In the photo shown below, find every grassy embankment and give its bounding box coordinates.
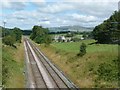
[0,38,2,86]
[2,38,25,88]
[37,39,118,88]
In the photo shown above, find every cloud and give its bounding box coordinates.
[60,0,119,2]
[37,1,118,18]
[2,1,27,10]
[1,0,119,29]
[38,2,75,13]
[71,13,98,22]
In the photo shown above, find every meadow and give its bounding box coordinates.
[52,39,118,54]
[39,39,119,88]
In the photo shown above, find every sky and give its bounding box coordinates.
[0,0,119,30]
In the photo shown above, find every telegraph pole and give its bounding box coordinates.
[3,20,6,37]
[3,21,6,29]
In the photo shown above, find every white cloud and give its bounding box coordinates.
[2,0,45,2]
[1,0,119,29]
[38,3,75,13]
[2,1,28,10]
[61,0,119,2]
[72,13,98,22]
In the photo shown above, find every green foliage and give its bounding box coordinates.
[92,11,120,44]
[30,25,51,44]
[0,27,2,37]
[12,27,22,43]
[44,35,52,45]
[2,44,24,87]
[77,43,87,57]
[2,27,22,47]
[97,61,119,81]
[2,58,8,85]
[41,40,118,87]
[3,35,16,46]
[82,33,88,39]
[2,28,11,37]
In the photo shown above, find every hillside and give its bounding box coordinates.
[38,40,119,88]
[49,25,94,32]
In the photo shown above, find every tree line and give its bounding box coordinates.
[30,25,51,45]
[92,11,120,44]
[2,27,22,47]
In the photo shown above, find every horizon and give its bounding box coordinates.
[0,25,94,31]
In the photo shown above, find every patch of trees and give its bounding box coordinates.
[78,31,93,39]
[2,27,22,47]
[30,25,51,45]
[22,30,32,35]
[92,11,120,44]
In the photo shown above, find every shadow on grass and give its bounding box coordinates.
[88,41,98,45]
[88,40,120,45]
[12,45,17,49]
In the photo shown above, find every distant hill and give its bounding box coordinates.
[48,25,94,32]
[22,30,32,35]
[0,25,94,34]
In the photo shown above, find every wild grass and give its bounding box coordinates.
[2,39,25,88]
[0,38,2,85]
[38,39,119,88]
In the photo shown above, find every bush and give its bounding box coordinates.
[77,43,87,57]
[2,60,8,85]
[97,62,119,81]
[3,35,16,46]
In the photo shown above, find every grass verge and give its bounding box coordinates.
[0,38,2,86]
[2,39,25,88]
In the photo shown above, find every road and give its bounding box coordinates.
[24,38,78,89]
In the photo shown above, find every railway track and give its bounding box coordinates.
[24,38,78,89]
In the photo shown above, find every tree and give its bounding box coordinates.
[77,43,87,57]
[30,25,51,45]
[92,11,120,44]
[2,27,22,47]
[12,27,22,43]
[2,28,11,37]
[44,35,52,45]
[82,34,87,39]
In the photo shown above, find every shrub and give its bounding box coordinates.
[77,43,87,57]
[3,35,16,46]
[97,62,118,81]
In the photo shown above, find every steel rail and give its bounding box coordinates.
[28,40,67,89]
[28,39,78,90]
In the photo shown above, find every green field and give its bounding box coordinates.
[52,39,118,54]
[39,39,119,88]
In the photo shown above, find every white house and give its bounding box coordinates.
[54,35,66,42]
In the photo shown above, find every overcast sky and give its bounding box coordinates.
[0,0,119,30]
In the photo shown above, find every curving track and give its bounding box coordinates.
[24,38,78,89]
